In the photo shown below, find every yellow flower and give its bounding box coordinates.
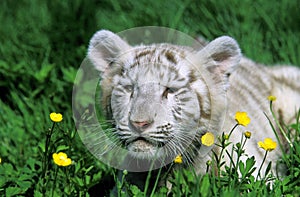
[258,138,277,152]
[268,95,276,102]
[52,152,72,166]
[244,131,251,139]
[235,111,251,127]
[201,132,215,146]
[50,112,63,123]
[174,155,183,164]
[0,157,1,164]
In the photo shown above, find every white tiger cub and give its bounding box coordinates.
[87,30,300,191]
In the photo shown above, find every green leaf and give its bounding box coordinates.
[75,161,81,173]
[18,174,33,181]
[62,67,77,83]
[0,163,15,177]
[85,175,91,185]
[16,180,32,190]
[26,157,40,171]
[33,63,55,82]
[33,190,44,197]
[84,166,94,174]
[130,185,142,195]
[200,174,210,197]
[75,177,85,187]
[6,187,23,196]
[245,156,256,177]
[56,145,69,152]
[0,177,6,188]
[265,161,272,176]
[158,186,168,195]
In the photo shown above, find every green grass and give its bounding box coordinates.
[0,0,300,196]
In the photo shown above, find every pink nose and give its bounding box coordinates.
[131,121,152,129]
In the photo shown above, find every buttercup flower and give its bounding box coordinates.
[201,132,215,146]
[206,160,212,166]
[123,169,128,175]
[0,157,1,164]
[223,134,229,140]
[235,111,251,127]
[244,131,252,139]
[174,155,183,164]
[258,138,277,152]
[52,152,72,166]
[268,95,277,102]
[50,112,63,123]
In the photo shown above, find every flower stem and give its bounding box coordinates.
[66,167,71,194]
[225,149,236,169]
[41,122,56,188]
[228,124,238,139]
[241,137,248,150]
[256,151,268,180]
[51,166,58,197]
[45,123,55,158]
[270,101,293,148]
[206,162,210,173]
[150,165,163,197]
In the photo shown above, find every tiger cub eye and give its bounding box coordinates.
[124,85,133,92]
[162,88,176,99]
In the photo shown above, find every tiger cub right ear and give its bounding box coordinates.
[87,30,131,73]
[198,36,241,76]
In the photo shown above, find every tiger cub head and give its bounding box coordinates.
[88,30,241,164]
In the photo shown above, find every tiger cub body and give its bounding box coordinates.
[87,30,300,190]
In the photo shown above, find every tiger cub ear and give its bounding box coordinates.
[87,30,131,73]
[195,36,241,80]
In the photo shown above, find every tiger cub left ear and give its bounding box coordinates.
[87,30,131,74]
[195,36,241,78]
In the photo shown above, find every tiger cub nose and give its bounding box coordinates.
[131,120,152,130]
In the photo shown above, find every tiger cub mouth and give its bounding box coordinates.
[128,137,155,153]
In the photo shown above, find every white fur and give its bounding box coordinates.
[87,30,300,187]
